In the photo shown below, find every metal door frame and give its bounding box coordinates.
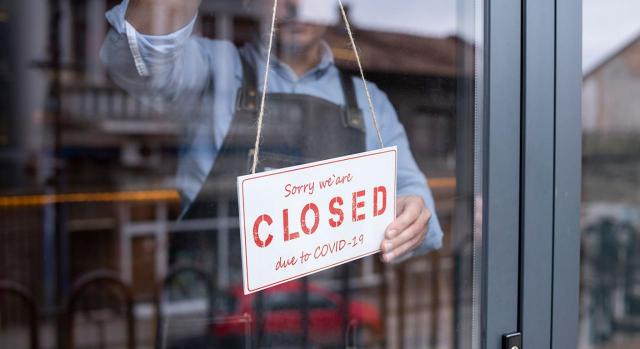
[481,0,581,348]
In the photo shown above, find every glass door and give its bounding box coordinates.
[0,0,534,348]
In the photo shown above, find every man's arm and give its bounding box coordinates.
[100,0,236,113]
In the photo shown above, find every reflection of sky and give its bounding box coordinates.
[299,0,456,37]
[303,0,640,74]
[583,0,640,73]
[343,0,456,37]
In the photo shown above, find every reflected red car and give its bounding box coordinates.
[211,280,382,347]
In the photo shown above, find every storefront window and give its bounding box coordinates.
[580,0,640,347]
[0,1,483,348]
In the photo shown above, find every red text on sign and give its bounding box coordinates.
[251,186,388,248]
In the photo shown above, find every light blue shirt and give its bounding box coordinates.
[101,0,443,256]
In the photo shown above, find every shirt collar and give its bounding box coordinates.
[245,40,335,82]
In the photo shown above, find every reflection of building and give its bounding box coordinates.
[0,1,463,347]
[583,39,640,134]
[326,26,460,176]
[582,37,640,204]
[9,0,460,289]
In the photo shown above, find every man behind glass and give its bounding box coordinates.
[101,0,443,262]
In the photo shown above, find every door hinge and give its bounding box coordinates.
[502,332,522,349]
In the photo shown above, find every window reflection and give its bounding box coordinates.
[0,1,479,348]
[580,0,640,346]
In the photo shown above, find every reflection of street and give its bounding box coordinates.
[385,257,455,349]
[599,336,640,349]
[0,227,458,349]
[579,205,640,349]
[0,319,155,348]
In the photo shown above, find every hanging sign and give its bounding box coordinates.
[237,147,397,294]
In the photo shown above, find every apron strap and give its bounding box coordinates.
[338,69,358,111]
[338,69,365,131]
[236,54,258,112]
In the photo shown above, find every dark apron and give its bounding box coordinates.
[181,55,366,220]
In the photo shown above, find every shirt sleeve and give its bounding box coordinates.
[100,0,231,114]
[365,83,444,261]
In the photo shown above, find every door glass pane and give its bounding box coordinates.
[580,1,640,348]
[0,1,483,348]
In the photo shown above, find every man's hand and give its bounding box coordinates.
[380,195,432,263]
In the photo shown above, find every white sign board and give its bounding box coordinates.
[237,147,397,294]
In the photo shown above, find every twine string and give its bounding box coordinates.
[337,0,384,148]
[251,0,279,174]
[250,0,384,174]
